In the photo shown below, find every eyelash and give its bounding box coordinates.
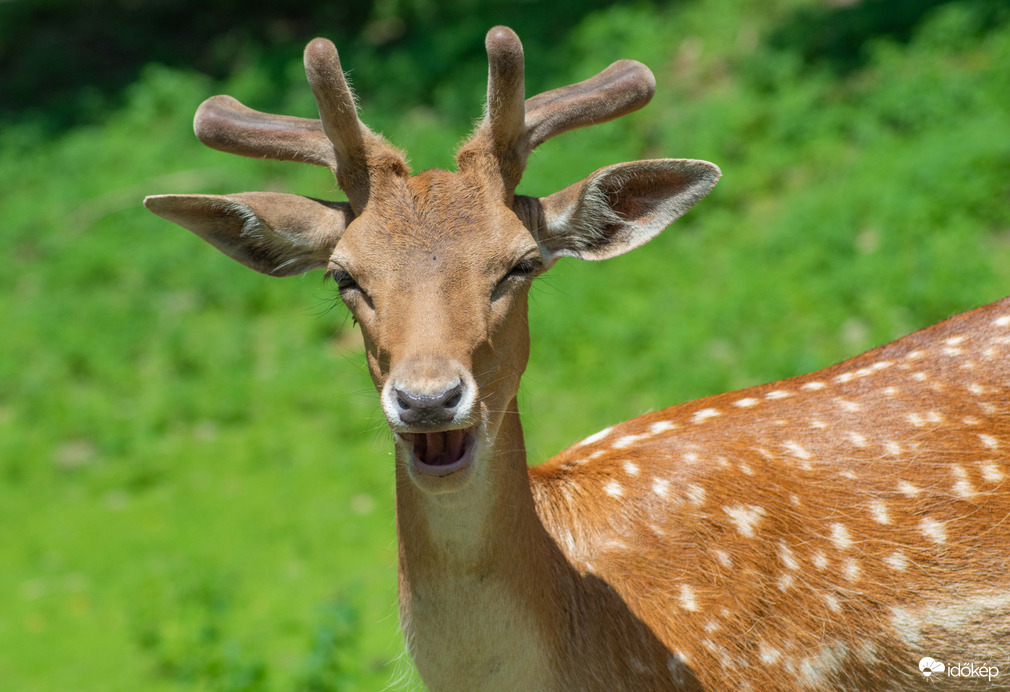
[325,268,360,292]
[505,258,542,281]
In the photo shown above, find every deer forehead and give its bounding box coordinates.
[334,169,537,278]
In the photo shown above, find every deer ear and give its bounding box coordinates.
[537,159,720,261]
[144,192,353,276]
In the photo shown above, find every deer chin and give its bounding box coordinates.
[401,426,479,478]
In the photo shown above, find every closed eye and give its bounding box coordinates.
[492,256,543,301]
[325,267,375,312]
[504,257,542,281]
[325,268,361,292]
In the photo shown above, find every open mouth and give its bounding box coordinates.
[401,426,478,476]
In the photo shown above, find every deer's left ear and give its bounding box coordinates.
[535,159,720,261]
[144,192,353,276]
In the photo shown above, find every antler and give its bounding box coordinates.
[193,38,407,214]
[459,26,656,194]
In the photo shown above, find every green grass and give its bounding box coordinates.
[2,0,1010,689]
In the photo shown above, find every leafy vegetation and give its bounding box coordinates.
[2,0,1009,689]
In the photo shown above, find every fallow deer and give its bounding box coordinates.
[145,26,1010,692]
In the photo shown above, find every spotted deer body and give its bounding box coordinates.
[146,26,1010,692]
[534,299,1010,690]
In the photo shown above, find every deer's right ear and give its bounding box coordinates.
[535,159,720,261]
[144,192,353,276]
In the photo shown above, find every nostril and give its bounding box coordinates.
[395,389,412,411]
[443,385,463,409]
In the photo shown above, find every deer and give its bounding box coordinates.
[144,25,1010,692]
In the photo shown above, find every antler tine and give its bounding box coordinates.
[303,38,374,212]
[524,59,656,150]
[194,94,337,169]
[463,27,656,194]
[485,26,527,159]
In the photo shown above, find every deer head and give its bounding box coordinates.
[145,27,720,495]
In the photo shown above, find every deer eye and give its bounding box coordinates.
[503,257,542,282]
[325,268,361,292]
[325,268,374,311]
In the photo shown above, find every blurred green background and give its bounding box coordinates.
[2,0,1009,689]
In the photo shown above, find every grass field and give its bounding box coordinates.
[2,0,1009,689]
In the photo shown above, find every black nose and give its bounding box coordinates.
[394,383,463,426]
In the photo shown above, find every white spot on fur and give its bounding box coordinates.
[835,372,855,383]
[830,523,853,550]
[906,413,925,427]
[679,584,699,612]
[882,386,898,397]
[802,381,826,390]
[649,421,676,435]
[813,551,829,570]
[760,643,781,665]
[651,477,670,498]
[778,541,799,570]
[578,427,612,446]
[883,441,901,455]
[692,408,720,423]
[912,371,928,382]
[604,480,623,498]
[869,501,891,525]
[844,557,861,582]
[623,461,639,476]
[979,461,1005,483]
[884,551,908,571]
[898,481,921,497]
[822,594,842,613]
[687,484,706,506]
[810,419,827,429]
[713,550,732,568]
[777,574,795,592]
[848,432,867,447]
[613,433,648,449]
[766,390,791,399]
[967,383,986,395]
[734,398,759,408]
[994,315,1010,327]
[835,398,862,412]
[979,434,1000,449]
[890,607,922,645]
[951,465,976,498]
[784,441,812,460]
[800,643,848,687]
[725,505,765,538]
[919,517,947,544]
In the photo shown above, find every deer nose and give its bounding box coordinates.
[393,382,463,426]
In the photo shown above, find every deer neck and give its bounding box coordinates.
[394,398,560,690]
